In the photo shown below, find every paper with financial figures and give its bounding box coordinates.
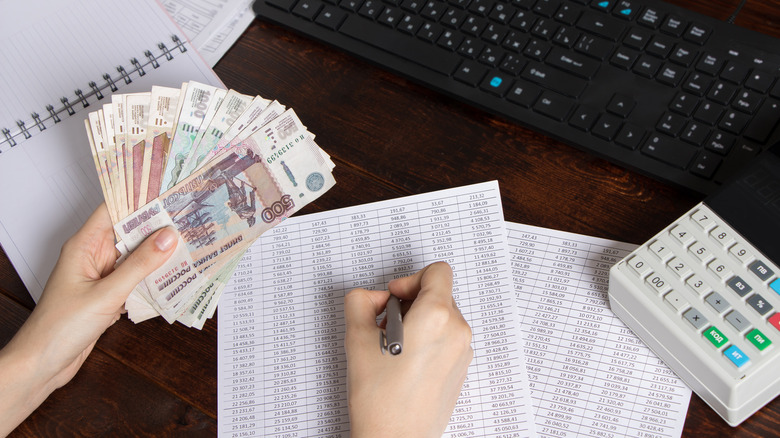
[85,81,336,328]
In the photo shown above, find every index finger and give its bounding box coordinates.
[387,261,454,307]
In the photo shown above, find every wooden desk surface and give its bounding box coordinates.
[2,0,779,435]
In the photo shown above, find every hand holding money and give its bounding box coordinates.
[85,81,336,328]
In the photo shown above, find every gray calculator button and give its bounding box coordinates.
[683,308,708,329]
[725,310,751,333]
[747,294,773,316]
[727,276,752,297]
[705,292,730,314]
[749,260,774,281]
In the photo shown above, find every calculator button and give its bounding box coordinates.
[690,208,715,230]
[667,257,692,279]
[688,241,713,263]
[648,239,672,261]
[705,291,730,314]
[724,345,750,368]
[729,242,753,264]
[646,272,671,295]
[708,258,732,280]
[746,328,772,351]
[704,325,729,349]
[686,273,711,295]
[771,279,780,295]
[684,307,709,329]
[749,260,774,281]
[627,254,652,277]
[670,224,695,247]
[725,310,751,333]
[746,294,773,316]
[664,290,688,311]
[727,276,752,297]
[769,313,780,332]
[710,226,735,248]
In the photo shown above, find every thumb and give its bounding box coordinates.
[103,227,179,296]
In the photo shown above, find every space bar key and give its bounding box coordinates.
[339,16,459,75]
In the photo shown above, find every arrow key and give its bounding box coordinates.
[592,113,623,140]
[607,93,636,117]
[569,105,600,131]
[615,123,646,149]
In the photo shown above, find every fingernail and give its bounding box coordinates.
[155,227,177,251]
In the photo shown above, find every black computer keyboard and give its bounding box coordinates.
[253,0,780,194]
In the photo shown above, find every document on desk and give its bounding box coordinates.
[506,223,692,438]
[217,181,539,437]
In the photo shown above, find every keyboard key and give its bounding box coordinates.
[574,35,612,60]
[627,254,652,277]
[684,307,709,330]
[747,294,773,316]
[670,223,695,246]
[569,105,599,131]
[705,291,730,313]
[724,345,749,368]
[710,226,735,248]
[703,325,728,349]
[725,309,751,332]
[771,279,780,296]
[696,53,724,76]
[546,47,600,78]
[667,256,692,279]
[479,72,513,96]
[670,43,698,66]
[704,131,734,154]
[647,35,674,58]
[719,110,750,134]
[687,273,711,296]
[294,0,324,19]
[669,92,698,116]
[707,81,737,105]
[646,271,671,294]
[707,257,731,280]
[623,26,651,49]
[660,14,686,37]
[657,63,684,87]
[746,328,771,351]
[454,60,488,86]
[664,290,688,311]
[522,62,587,97]
[744,70,776,93]
[633,55,662,78]
[612,0,638,20]
[689,241,713,262]
[533,91,574,121]
[684,23,710,45]
[316,6,347,28]
[610,47,638,69]
[680,121,709,145]
[769,313,780,331]
[748,261,774,281]
[339,16,460,74]
[649,239,673,260]
[682,72,713,96]
[729,242,753,264]
[656,112,686,136]
[638,7,663,28]
[743,99,780,143]
[507,81,541,107]
[721,61,750,84]
[690,151,721,179]
[690,208,715,230]
[606,93,635,117]
[577,10,624,40]
[592,113,622,140]
[641,134,697,169]
[614,123,645,149]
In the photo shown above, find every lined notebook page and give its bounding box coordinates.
[0,0,221,300]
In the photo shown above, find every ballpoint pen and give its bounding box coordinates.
[384,295,403,355]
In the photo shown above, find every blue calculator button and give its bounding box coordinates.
[771,279,780,295]
[724,345,750,368]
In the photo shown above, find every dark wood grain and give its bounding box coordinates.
[1,0,779,435]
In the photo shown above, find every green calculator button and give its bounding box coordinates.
[704,326,728,349]
[747,329,772,351]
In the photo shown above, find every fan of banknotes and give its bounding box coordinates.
[84,81,336,329]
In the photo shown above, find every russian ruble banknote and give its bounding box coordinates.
[85,82,336,328]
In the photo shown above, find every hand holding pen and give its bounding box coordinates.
[344,262,473,438]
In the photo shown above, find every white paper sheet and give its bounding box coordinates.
[507,223,692,438]
[217,181,538,437]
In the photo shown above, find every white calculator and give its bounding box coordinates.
[608,144,780,427]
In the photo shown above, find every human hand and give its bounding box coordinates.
[344,262,473,438]
[0,204,178,434]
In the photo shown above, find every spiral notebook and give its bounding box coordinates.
[0,0,223,301]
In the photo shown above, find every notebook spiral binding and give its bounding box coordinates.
[0,34,188,151]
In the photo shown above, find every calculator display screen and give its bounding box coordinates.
[705,144,780,265]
